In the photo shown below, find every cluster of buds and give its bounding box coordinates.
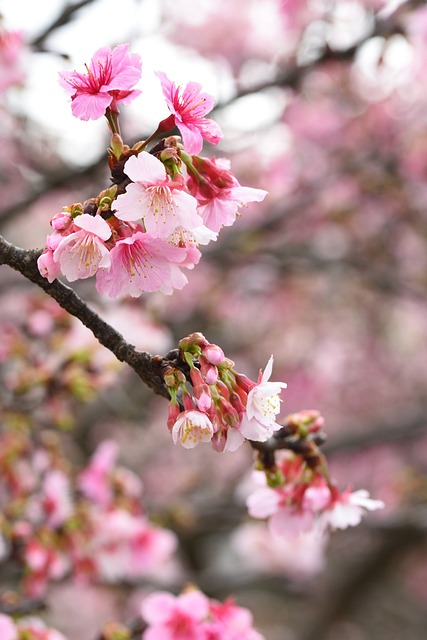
[164,332,287,452]
[246,412,384,538]
[37,44,267,298]
[0,432,177,596]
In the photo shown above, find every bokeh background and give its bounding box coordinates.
[2,1,427,638]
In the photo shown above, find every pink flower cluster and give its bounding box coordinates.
[0,433,177,595]
[37,44,267,297]
[246,451,385,538]
[141,589,265,640]
[165,333,287,452]
[0,613,67,640]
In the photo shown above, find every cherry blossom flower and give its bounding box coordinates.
[187,157,268,232]
[95,230,188,298]
[238,356,287,441]
[89,509,177,582]
[59,43,141,120]
[318,488,385,531]
[206,598,265,640]
[41,470,73,528]
[114,152,203,238]
[141,590,210,640]
[78,440,119,505]
[232,522,327,579]
[171,410,214,448]
[52,214,111,282]
[156,71,223,155]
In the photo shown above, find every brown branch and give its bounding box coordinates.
[0,234,172,398]
[30,0,98,52]
[0,596,45,616]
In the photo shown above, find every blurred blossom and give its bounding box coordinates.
[232,522,327,578]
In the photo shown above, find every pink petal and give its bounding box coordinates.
[177,591,210,619]
[141,592,177,625]
[247,487,281,519]
[123,152,166,185]
[71,91,112,121]
[74,213,112,240]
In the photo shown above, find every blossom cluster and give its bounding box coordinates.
[37,44,267,298]
[141,588,265,640]
[0,432,177,596]
[164,332,287,452]
[246,437,384,537]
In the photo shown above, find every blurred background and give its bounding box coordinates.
[2,0,427,638]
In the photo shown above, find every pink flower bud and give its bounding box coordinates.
[217,397,240,427]
[167,399,181,429]
[200,357,218,384]
[50,212,73,231]
[202,343,224,365]
[235,372,256,394]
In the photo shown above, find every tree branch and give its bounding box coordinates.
[30,0,98,52]
[0,234,171,398]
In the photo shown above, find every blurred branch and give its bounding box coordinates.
[215,0,418,109]
[30,0,97,52]
[0,157,106,228]
[298,507,427,640]
[0,596,45,616]
[324,412,427,455]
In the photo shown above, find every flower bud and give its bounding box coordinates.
[202,343,224,366]
[50,212,73,231]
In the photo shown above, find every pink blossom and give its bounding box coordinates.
[238,356,287,441]
[78,440,119,505]
[59,43,141,120]
[41,469,73,528]
[89,509,177,582]
[188,157,268,232]
[0,614,17,640]
[53,214,111,282]
[171,410,214,448]
[156,71,223,155]
[141,590,210,640]
[223,426,246,452]
[0,30,25,94]
[37,246,61,283]
[95,230,188,298]
[232,522,327,579]
[247,484,314,538]
[114,153,203,238]
[206,598,265,640]
[319,489,385,531]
